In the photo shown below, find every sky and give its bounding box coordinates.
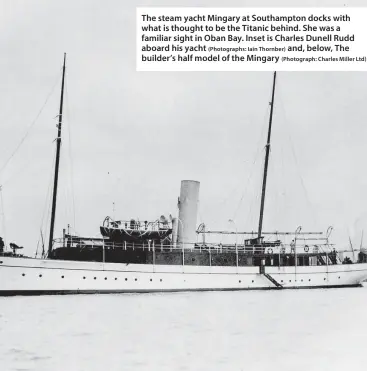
[1,0,367,256]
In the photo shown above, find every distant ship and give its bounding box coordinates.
[1,55,367,295]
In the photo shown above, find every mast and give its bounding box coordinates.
[257,71,277,240]
[48,53,66,256]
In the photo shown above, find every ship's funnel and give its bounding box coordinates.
[177,180,200,249]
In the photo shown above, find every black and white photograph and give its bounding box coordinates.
[1,0,367,370]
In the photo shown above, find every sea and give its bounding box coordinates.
[1,287,366,371]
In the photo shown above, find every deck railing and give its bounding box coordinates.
[44,234,367,267]
[53,237,347,255]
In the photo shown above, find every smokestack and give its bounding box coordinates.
[177,180,200,249]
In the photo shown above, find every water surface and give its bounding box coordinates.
[1,287,366,370]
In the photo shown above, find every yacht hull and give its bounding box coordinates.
[1,256,366,295]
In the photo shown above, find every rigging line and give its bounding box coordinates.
[267,149,280,229]
[287,123,318,228]
[0,185,7,250]
[208,100,272,218]
[65,85,76,230]
[244,194,256,234]
[276,83,319,228]
[270,140,289,230]
[280,141,289,217]
[63,176,78,235]
[40,147,57,248]
[1,158,33,188]
[35,230,41,258]
[232,150,262,221]
[276,143,285,219]
[232,105,272,222]
[0,139,52,187]
[44,184,55,257]
[40,229,45,258]
[242,165,262,231]
[0,71,62,178]
[214,176,245,208]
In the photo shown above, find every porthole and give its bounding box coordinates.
[61,275,64,279]
[309,279,311,281]
[338,276,340,279]
[94,277,97,280]
[192,258,195,262]
[22,273,25,277]
[301,279,303,282]
[104,277,107,280]
[135,278,137,281]
[150,279,152,282]
[160,279,162,282]
[289,280,291,283]
[281,280,283,283]
[0,261,3,264]
[252,280,254,283]
[39,274,42,278]
[324,278,326,281]
[125,278,128,281]
[83,277,86,279]
[115,278,117,280]
[239,280,241,283]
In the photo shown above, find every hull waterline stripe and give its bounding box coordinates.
[0,284,362,296]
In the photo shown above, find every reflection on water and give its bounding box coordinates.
[1,287,367,371]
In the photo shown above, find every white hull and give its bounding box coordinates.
[1,256,367,295]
